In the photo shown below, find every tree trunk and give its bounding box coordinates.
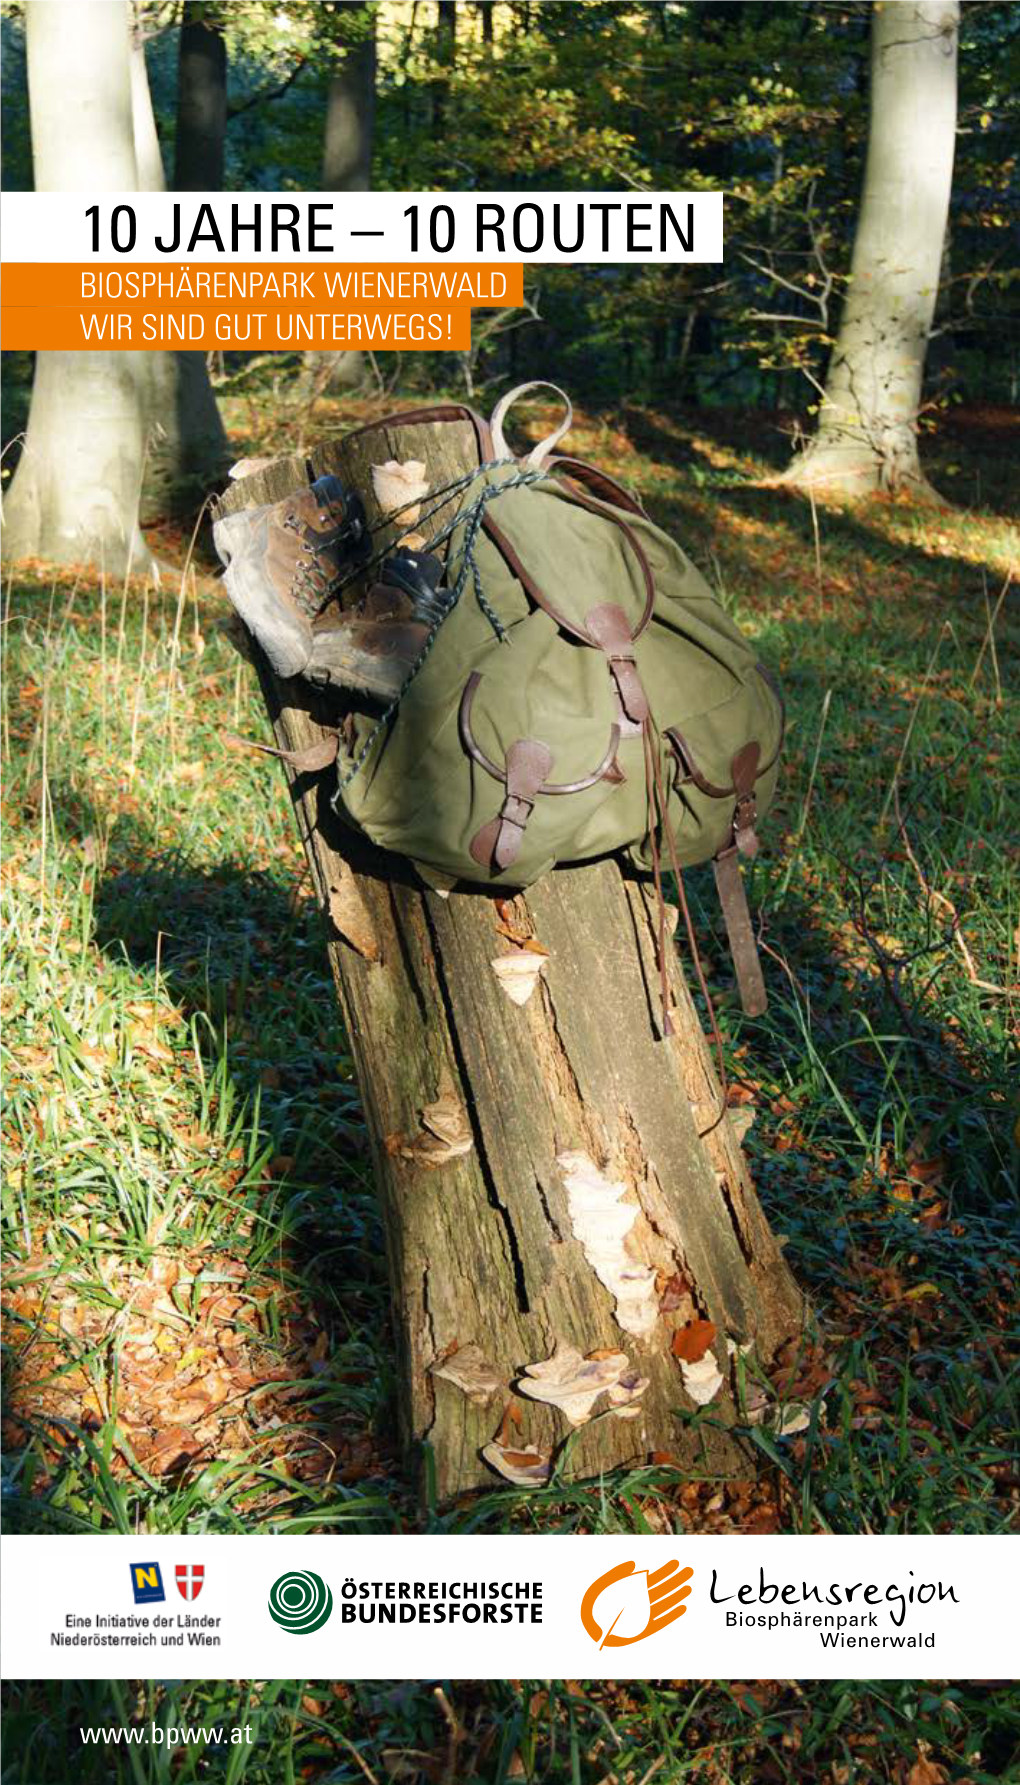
[213,412,806,1503]
[132,8,227,521]
[298,3,378,403]
[3,0,151,574]
[785,1,959,497]
[323,0,375,190]
[432,0,456,136]
[173,0,226,190]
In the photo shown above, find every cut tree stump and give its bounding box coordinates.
[213,406,807,1503]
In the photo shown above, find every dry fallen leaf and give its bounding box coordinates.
[671,1318,717,1364]
[327,872,380,963]
[907,1757,950,1785]
[657,1271,694,1318]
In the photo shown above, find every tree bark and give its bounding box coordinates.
[127,6,225,521]
[213,412,807,1502]
[132,7,227,521]
[173,0,226,190]
[3,0,151,573]
[432,0,457,136]
[785,1,959,497]
[298,3,378,402]
[323,0,375,190]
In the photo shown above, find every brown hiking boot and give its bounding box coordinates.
[305,550,448,701]
[213,474,368,679]
[307,612,431,702]
[215,480,440,701]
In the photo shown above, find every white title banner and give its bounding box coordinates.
[0,190,723,264]
[1,1534,1014,1681]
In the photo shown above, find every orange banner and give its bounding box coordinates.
[1,307,473,352]
[0,262,522,351]
[1,263,522,308]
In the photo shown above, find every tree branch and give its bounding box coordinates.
[227,57,307,121]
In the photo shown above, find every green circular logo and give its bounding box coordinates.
[268,1570,333,1635]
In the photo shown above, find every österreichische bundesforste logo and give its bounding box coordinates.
[268,1570,333,1634]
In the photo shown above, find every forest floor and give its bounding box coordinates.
[1,392,1018,1780]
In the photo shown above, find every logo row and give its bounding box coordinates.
[131,1560,693,1645]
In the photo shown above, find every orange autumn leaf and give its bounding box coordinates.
[671,1318,717,1363]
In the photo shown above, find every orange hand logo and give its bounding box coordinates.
[580,1560,694,1648]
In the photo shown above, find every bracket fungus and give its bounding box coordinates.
[517,1341,633,1426]
[430,1343,504,1407]
[557,1151,658,1339]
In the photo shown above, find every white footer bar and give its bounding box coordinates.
[2,1534,1013,1680]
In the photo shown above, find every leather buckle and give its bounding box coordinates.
[500,793,535,830]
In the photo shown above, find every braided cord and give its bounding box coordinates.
[332,464,545,799]
[324,456,518,612]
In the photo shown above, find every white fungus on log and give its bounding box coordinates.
[679,1351,725,1405]
[480,1440,552,1486]
[430,1343,504,1407]
[608,1370,651,1419]
[490,951,547,1005]
[556,1150,658,1339]
[517,1341,632,1425]
[370,458,430,522]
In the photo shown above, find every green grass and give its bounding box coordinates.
[2,396,1017,1541]
[2,1675,1019,1784]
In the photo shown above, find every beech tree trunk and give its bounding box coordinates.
[214,412,806,1502]
[323,0,376,190]
[786,0,959,496]
[173,0,226,190]
[133,8,227,522]
[2,1,227,572]
[2,0,151,575]
[299,3,377,401]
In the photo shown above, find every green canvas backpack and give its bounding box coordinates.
[332,384,785,1022]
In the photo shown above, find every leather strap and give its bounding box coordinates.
[713,847,768,1017]
[470,737,553,871]
[548,456,648,518]
[459,673,620,793]
[483,494,655,644]
[339,402,493,463]
[730,740,761,857]
[489,381,573,467]
[585,602,651,723]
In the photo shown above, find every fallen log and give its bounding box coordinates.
[212,404,806,1502]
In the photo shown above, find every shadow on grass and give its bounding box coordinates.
[624,403,1019,605]
[621,399,1020,521]
[91,838,393,1329]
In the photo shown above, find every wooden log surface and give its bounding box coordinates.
[213,409,807,1502]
